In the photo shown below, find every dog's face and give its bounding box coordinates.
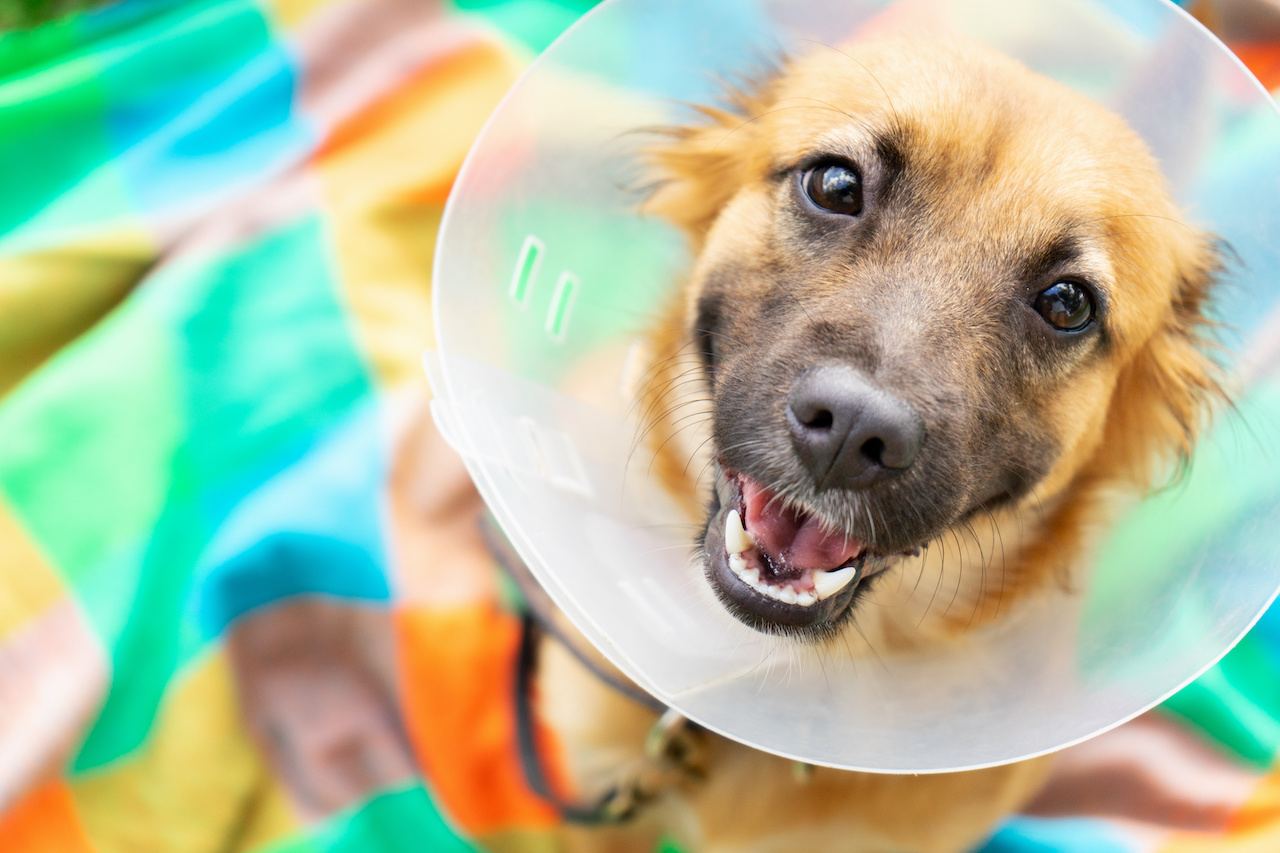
[644,39,1221,640]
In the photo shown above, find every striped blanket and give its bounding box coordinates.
[1,0,1280,851]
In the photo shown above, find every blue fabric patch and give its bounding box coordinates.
[116,41,314,212]
[192,402,391,638]
[975,817,1135,853]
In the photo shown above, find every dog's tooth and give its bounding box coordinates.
[724,509,753,554]
[797,590,817,607]
[742,567,760,586]
[813,566,859,600]
[779,587,799,605]
[730,552,748,575]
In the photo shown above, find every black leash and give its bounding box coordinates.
[513,609,662,823]
[481,516,667,716]
[480,515,706,824]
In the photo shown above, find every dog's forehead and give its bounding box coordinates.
[756,39,1188,329]
[770,41,1147,199]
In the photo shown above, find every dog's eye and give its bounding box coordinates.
[804,162,863,216]
[1034,281,1094,331]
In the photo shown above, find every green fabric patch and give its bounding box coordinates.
[1089,380,1280,604]
[0,2,95,64]
[0,34,116,242]
[0,215,374,771]
[1082,380,1280,679]
[96,0,269,109]
[0,293,183,590]
[0,0,101,31]
[491,200,685,388]
[258,782,480,853]
[449,0,601,55]
[1161,642,1280,769]
[2,157,143,256]
[0,0,276,254]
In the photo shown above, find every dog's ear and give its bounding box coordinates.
[1093,234,1227,489]
[643,75,777,248]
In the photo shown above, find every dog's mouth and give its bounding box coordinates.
[703,465,905,635]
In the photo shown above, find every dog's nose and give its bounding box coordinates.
[786,366,925,489]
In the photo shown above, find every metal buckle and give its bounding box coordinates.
[644,708,707,780]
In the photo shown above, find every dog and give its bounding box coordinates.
[530,35,1225,853]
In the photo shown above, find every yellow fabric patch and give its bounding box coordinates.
[315,36,523,385]
[230,774,299,853]
[0,496,66,640]
[477,828,566,853]
[263,0,333,29]
[0,226,154,398]
[1162,825,1280,853]
[71,651,295,853]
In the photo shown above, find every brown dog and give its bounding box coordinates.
[537,36,1224,853]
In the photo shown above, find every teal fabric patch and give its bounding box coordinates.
[0,214,379,771]
[262,782,480,853]
[449,0,601,54]
[977,817,1136,853]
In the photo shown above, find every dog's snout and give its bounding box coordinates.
[786,366,925,489]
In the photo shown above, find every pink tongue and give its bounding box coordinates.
[741,477,863,572]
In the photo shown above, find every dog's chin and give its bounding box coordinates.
[702,464,909,640]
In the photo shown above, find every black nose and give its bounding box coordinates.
[786,366,925,489]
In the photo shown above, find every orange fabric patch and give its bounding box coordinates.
[1227,771,1280,836]
[0,780,95,853]
[1160,772,1280,852]
[1228,42,1280,92]
[314,38,521,210]
[394,604,569,836]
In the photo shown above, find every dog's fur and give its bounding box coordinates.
[538,37,1224,853]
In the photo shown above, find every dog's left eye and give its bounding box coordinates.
[1034,281,1094,331]
[804,162,863,216]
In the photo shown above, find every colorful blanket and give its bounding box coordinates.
[0,0,1279,851]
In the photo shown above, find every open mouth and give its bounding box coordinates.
[704,465,902,634]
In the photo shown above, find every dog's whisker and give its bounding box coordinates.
[794,38,903,130]
[644,421,716,478]
[713,103,866,155]
[690,325,749,350]
[862,504,877,548]
[1083,211,1201,238]
[628,401,711,459]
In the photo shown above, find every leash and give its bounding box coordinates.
[480,515,708,824]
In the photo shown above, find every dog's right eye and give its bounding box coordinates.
[804,162,863,216]
[1034,281,1095,331]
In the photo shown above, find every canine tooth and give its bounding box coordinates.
[779,587,799,605]
[797,591,817,607]
[724,509,753,554]
[813,566,859,600]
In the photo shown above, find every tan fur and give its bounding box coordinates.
[642,38,1222,619]
[540,37,1224,853]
